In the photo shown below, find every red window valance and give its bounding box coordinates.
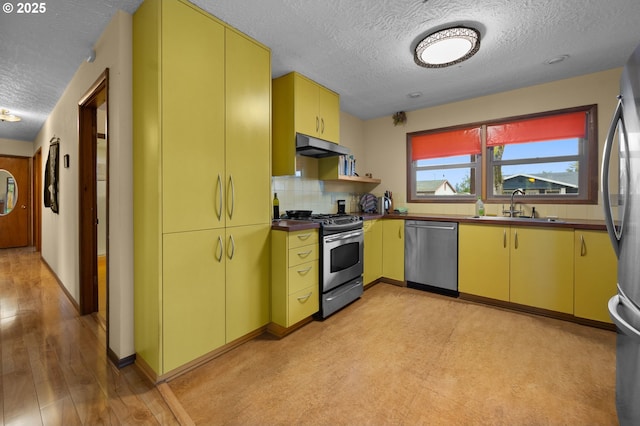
[411,127,481,161]
[486,111,586,147]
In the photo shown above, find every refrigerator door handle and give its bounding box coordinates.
[609,293,640,343]
[601,96,629,258]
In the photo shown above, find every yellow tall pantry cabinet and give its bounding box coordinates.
[133,0,271,379]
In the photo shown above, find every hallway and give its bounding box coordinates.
[0,247,177,425]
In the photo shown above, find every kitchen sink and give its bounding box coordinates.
[469,215,565,224]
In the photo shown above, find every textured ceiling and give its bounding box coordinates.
[1,0,640,143]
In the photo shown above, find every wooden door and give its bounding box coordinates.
[0,155,29,248]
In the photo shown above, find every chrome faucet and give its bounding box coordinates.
[505,189,525,217]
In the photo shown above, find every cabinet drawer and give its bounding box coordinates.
[288,286,319,325]
[288,244,318,267]
[288,260,318,294]
[288,230,318,249]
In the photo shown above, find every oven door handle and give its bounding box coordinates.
[325,279,363,301]
[324,230,363,243]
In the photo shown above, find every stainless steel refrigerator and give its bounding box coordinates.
[602,42,640,426]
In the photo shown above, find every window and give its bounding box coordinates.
[407,126,481,202]
[486,106,597,203]
[406,105,598,204]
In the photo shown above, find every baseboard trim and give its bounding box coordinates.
[40,255,80,313]
[266,316,313,338]
[459,292,616,331]
[108,349,135,369]
[135,326,269,385]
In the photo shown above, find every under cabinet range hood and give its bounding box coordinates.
[295,133,350,158]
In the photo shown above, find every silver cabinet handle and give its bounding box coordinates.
[216,235,223,262]
[297,292,312,302]
[398,226,402,239]
[297,266,312,275]
[514,230,518,249]
[297,250,312,259]
[503,229,507,248]
[227,175,235,219]
[316,116,319,132]
[297,233,311,241]
[580,235,586,257]
[321,118,325,134]
[228,234,235,260]
[216,174,222,221]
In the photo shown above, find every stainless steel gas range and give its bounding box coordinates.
[283,212,364,318]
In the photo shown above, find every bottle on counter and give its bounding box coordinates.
[273,193,280,220]
[475,197,485,216]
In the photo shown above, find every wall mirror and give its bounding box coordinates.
[0,169,18,216]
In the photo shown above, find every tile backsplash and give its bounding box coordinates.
[272,176,364,216]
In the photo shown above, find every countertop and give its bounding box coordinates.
[272,213,607,231]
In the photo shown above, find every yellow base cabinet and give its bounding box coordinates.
[364,219,383,285]
[272,72,340,176]
[163,230,226,372]
[574,230,617,323]
[382,219,405,282]
[458,224,510,301]
[133,0,271,378]
[272,230,320,328]
[510,227,574,314]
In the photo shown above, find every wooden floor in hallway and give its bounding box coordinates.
[0,247,178,425]
[0,246,618,425]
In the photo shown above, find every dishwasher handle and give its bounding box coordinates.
[406,223,456,231]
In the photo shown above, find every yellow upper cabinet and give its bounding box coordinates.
[162,0,225,234]
[225,29,271,227]
[272,72,341,176]
[458,224,510,302]
[574,230,617,323]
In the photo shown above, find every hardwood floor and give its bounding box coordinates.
[0,247,178,425]
[0,246,619,425]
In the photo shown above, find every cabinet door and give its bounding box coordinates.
[510,227,574,313]
[163,229,226,373]
[226,224,271,342]
[364,220,383,285]
[162,1,225,233]
[382,219,405,282]
[458,224,510,301]
[294,74,320,137]
[225,30,271,227]
[318,87,340,143]
[574,230,617,323]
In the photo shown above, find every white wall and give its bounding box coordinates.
[362,68,622,220]
[0,138,34,157]
[33,10,134,360]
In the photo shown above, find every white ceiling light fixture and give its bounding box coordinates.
[0,109,22,122]
[414,26,480,68]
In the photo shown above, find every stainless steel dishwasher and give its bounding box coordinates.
[404,220,458,296]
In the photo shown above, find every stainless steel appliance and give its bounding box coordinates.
[404,220,458,296]
[602,42,640,425]
[283,212,364,318]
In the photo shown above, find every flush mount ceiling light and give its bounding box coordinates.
[0,109,22,122]
[414,26,480,68]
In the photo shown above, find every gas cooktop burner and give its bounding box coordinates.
[308,214,361,226]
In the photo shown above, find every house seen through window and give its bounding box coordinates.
[407,105,598,204]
